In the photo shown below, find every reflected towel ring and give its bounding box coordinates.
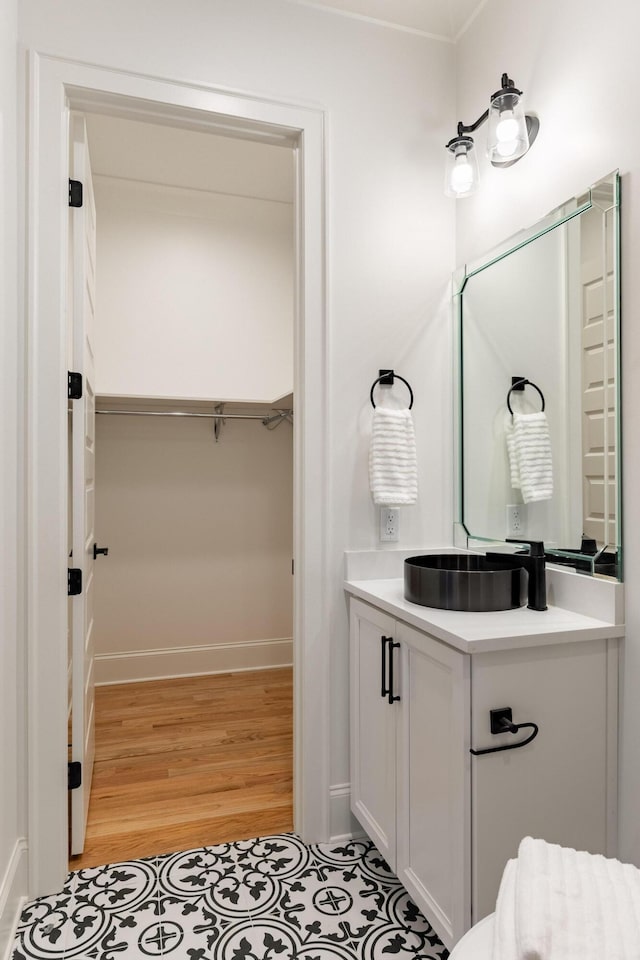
[507,378,545,415]
[370,373,414,409]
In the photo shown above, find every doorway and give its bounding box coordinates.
[27,54,329,899]
[68,111,296,867]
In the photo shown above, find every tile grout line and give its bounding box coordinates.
[230,840,258,937]
[156,857,164,958]
[60,868,76,960]
[306,840,361,958]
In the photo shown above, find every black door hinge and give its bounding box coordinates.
[68,761,82,790]
[69,179,83,208]
[68,568,82,596]
[68,371,83,400]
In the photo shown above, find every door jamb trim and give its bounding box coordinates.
[26,51,330,895]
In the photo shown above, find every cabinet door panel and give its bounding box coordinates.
[470,639,614,923]
[396,623,471,949]
[349,599,397,867]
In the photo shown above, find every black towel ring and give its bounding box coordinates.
[370,374,414,409]
[507,378,545,415]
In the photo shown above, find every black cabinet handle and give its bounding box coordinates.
[387,640,400,705]
[381,636,391,697]
[93,544,109,559]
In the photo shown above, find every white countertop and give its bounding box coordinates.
[344,578,623,654]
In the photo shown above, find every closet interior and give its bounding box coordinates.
[68,111,295,867]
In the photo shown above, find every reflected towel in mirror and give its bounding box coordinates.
[369,407,418,506]
[505,412,553,504]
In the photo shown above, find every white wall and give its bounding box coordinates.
[92,122,295,681]
[18,0,456,804]
[94,413,293,683]
[90,119,294,403]
[456,0,640,865]
[94,177,294,402]
[0,0,28,951]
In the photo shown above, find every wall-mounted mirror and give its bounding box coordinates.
[453,171,622,579]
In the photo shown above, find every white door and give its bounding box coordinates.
[396,623,470,950]
[70,114,97,855]
[349,598,398,867]
[581,208,616,548]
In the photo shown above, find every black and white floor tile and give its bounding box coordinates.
[12,835,449,960]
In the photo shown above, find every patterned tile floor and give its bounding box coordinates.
[12,835,449,960]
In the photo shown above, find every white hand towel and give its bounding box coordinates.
[369,407,418,506]
[505,416,521,490]
[514,837,640,960]
[510,412,553,504]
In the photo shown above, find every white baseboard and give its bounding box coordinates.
[0,839,27,960]
[95,637,293,685]
[329,783,366,842]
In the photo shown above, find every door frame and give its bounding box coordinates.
[26,52,330,896]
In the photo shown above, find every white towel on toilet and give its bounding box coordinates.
[369,407,418,506]
[492,858,518,960]
[515,837,640,960]
[491,837,640,960]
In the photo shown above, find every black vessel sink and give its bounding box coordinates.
[404,554,527,612]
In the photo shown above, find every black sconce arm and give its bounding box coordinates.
[457,110,489,138]
[446,74,524,148]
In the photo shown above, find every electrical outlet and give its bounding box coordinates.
[506,503,527,537]
[379,507,400,542]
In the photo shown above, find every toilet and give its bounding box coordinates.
[448,914,494,959]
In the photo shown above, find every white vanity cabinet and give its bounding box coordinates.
[395,619,470,944]
[348,595,618,950]
[350,599,470,946]
[349,602,398,866]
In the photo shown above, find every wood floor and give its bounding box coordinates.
[69,667,293,870]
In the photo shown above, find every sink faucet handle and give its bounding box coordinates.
[593,543,609,563]
[505,538,545,557]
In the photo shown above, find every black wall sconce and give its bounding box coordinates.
[445,72,539,198]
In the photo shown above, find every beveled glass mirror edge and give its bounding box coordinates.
[452,170,622,581]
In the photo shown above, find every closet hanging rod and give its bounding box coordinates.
[96,409,292,423]
[97,411,273,420]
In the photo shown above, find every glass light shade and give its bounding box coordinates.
[445,139,479,198]
[487,89,529,164]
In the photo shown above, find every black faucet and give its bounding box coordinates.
[505,538,547,611]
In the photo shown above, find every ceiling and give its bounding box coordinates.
[285,0,487,40]
[85,113,294,202]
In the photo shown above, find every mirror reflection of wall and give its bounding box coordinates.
[455,172,620,579]
[461,226,568,545]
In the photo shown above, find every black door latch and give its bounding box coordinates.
[67,568,82,596]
